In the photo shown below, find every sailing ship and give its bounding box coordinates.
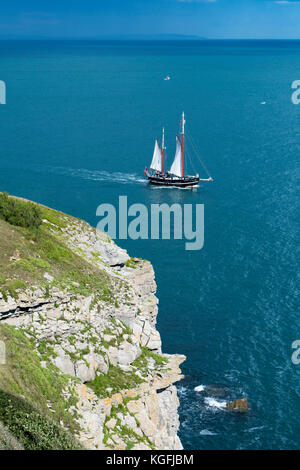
[145,112,213,188]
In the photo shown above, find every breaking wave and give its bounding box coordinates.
[204,397,227,410]
[177,385,189,397]
[199,429,217,436]
[194,384,206,392]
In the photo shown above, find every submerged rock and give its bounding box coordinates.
[205,385,228,398]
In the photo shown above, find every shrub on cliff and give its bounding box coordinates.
[0,324,82,450]
[0,192,42,229]
[0,391,81,450]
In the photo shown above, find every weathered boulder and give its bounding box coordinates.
[107,341,141,367]
[75,360,95,383]
[134,409,157,438]
[93,353,109,375]
[53,355,75,377]
[106,418,117,430]
[146,329,162,351]
[75,384,106,449]
[100,243,129,267]
[226,398,248,412]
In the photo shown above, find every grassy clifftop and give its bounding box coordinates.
[0,194,115,303]
[0,194,183,451]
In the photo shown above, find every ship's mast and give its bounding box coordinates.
[181,111,185,178]
[161,127,165,173]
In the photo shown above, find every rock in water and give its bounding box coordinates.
[226,398,248,413]
[205,385,228,397]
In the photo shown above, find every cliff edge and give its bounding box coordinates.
[0,195,185,450]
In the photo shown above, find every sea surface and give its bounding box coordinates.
[0,40,299,449]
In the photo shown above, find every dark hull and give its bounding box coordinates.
[147,174,199,188]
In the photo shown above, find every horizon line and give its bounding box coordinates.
[1,37,300,41]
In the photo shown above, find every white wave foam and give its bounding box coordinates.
[204,397,227,410]
[247,426,265,433]
[150,184,198,190]
[194,385,205,392]
[177,385,188,396]
[50,166,147,185]
[200,429,217,436]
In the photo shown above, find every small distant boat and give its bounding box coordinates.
[145,111,213,188]
[164,76,171,81]
[260,101,266,105]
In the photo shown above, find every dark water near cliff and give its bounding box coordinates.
[0,40,299,449]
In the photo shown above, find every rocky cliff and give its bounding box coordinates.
[0,198,185,450]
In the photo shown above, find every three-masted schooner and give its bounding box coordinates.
[145,112,213,188]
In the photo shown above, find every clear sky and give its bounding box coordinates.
[1,0,300,39]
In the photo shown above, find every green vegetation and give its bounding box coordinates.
[35,339,58,361]
[0,391,81,450]
[103,402,155,450]
[0,195,119,304]
[118,424,154,449]
[100,319,135,349]
[0,280,27,301]
[124,257,138,269]
[118,319,132,336]
[0,420,24,450]
[126,440,135,450]
[0,192,42,229]
[40,205,68,229]
[132,346,168,374]
[88,365,145,398]
[0,324,82,449]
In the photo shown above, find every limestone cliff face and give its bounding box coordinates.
[0,207,185,450]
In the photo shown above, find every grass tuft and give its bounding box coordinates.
[0,323,81,449]
[88,365,144,398]
[0,192,42,230]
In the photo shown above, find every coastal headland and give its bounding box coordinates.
[0,194,185,450]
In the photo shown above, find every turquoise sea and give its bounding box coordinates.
[0,40,299,449]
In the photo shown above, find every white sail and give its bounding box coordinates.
[169,136,182,178]
[150,139,162,172]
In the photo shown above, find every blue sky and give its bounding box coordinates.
[1,0,300,39]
